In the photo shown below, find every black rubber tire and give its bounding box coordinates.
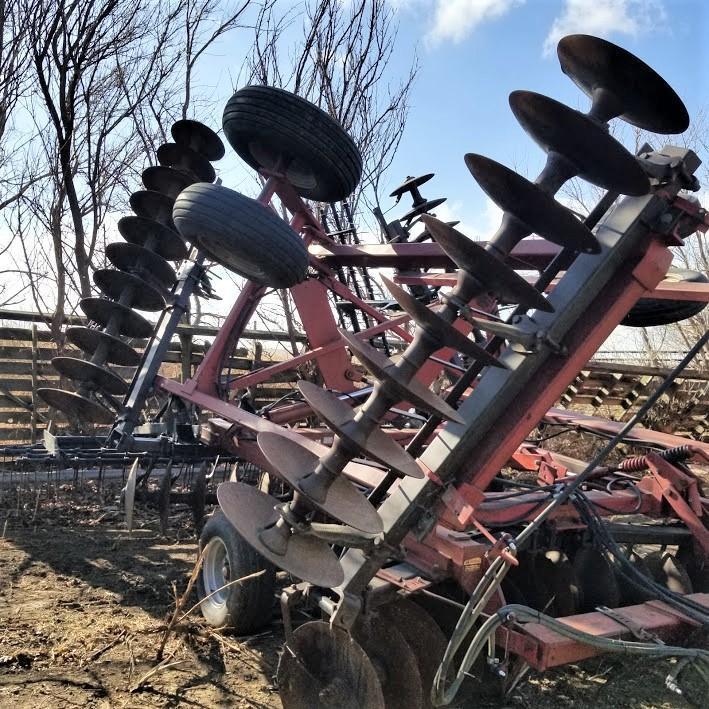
[223,85,362,202]
[623,268,708,327]
[173,183,308,288]
[197,510,276,633]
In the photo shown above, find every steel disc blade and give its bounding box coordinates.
[93,269,165,312]
[354,610,424,709]
[338,331,466,424]
[105,242,177,289]
[66,326,140,367]
[217,482,344,587]
[390,173,434,199]
[278,620,385,709]
[80,297,153,339]
[117,215,188,261]
[379,599,447,709]
[37,388,114,424]
[129,189,176,228]
[464,154,600,254]
[52,356,128,396]
[142,165,194,200]
[509,90,650,196]
[401,197,446,223]
[643,551,693,595]
[157,143,216,183]
[297,381,423,479]
[573,547,621,611]
[557,34,689,134]
[381,276,504,367]
[171,119,225,161]
[535,550,582,617]
[421,216,554,312]
[257,432,383,533]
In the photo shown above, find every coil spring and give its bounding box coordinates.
[618,444,693,472]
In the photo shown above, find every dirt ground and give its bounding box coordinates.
[0,481,705,709]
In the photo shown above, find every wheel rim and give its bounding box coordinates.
[202,537,231,611]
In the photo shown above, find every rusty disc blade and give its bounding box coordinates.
[573,547,620,611]
[509,90,650,196]
[390,173,434,198]
[37,388,114,424]
[117,215,188,261]
[129,190,176,228]
[338,331,466,424]
[106,242,177,290]
[66,326,140,367]
[354,610,424,709]
[401,197,446,223]
[257,432,383,533]
[157,143,216,183]
[464,154,600,254]
[52,356,128,396]
[142,165,194,200]
[217,482,344,587]
[93,269,165,312]
[278,620,385,709]
[297,381,423,479]
[421,216,554,313]
[557,34,689,134]
[80,297,153,339]
[171,119,225,161]
[381,275,504,367]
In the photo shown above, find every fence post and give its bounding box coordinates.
[30,324,39,443]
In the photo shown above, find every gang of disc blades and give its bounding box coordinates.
[52,356,128,395]
[297,381,423,479]
[117,215,188,261]
[464,153,600,254]
[142,165,194,200]
[105,242,177,289]
[171,119,225,161]
[80,297,153,339]
[37,388,114,424]
[557,34,689,134]
[421,215,554,313]
[278,620,385,709]
[157,142,216,183]
[509,90,650,196]
[93,269,165,312]
[401,197,446,223]
[354,610,424,709]
[390,173,434,198]
[379,599,447,709]
[257,431,383,533]
[129,190,176,228]
[66,326,140,367]
[217,482,344,587]
[380,275,504,368]
[338,331,466,424]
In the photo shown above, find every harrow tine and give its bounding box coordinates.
[123,457,139,533]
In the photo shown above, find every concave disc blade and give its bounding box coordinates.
[142,165,194,200]
[105,242,177,289]
[80,297,153,339]
[129,190,176,228]
[297,381,423,479]
[93,269,165,312]
[37,388,114,424]
[401,197,446,223]
[421,215,554,313]
[66,326,140,367]
[509,90,649,196]
[390,173,434,198]
[557,34,689,134]
[379,599,447,709]
[157,142,216,182]
[257,432,383,533]
[339,330,466,424]
[533,550,582,617]
[381,275,504,368]
[572,547,620,611]
[171,119,225,161]
[354,610,424,709]
[464,154,600,254]
[52,356,128,396]
[117,215,188,261]
[278,620,385,709]
[217,482,344,587]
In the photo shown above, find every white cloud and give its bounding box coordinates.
[543,0,666,56]
[426,0,525,46]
